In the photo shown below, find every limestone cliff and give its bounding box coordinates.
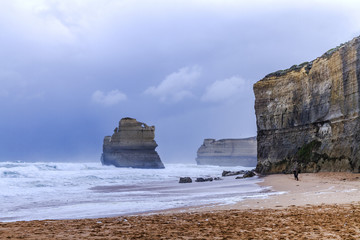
[101,118,164,169]
[196,137,257,167]
[254,36,360,174]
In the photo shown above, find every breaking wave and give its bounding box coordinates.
[0,161,273,222]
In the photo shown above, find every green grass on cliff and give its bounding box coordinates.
[296,140,322,163]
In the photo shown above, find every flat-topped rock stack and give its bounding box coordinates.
[254,35,360,174]
[196,137,257,167]
[101,118,164,169]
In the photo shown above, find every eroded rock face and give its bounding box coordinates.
[196,137,257,167]
[101,118,164,169]
[254,36,360,174]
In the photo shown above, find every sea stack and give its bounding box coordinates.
[254,35,360,174]
[101,118,164,169]
[196,137,257,167]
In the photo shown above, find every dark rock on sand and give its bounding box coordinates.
[243,171,256,178]
[195,177,214,182]
[235,171,256,179]
[179,177,192,183]
[222,170,245,177]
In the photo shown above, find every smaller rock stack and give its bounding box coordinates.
[196,137,257,167]
[101,118,164,169]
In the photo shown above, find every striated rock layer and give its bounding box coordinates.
[196,137,257,167]
[101,118,164,169]
[254,36,360,174]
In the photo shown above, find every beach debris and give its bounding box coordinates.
[179,177,192,183]
[195,177,213,182]
[222,170,245,177]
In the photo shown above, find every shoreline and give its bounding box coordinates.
[2,172,360,239]
[207,171,360,210]
[148,171,360,215]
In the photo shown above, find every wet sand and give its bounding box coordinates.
[2,172,360,239]
[189,172,360,211]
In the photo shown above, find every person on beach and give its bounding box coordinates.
[293,169,299,181]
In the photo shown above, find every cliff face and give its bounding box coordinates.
[196,137,257,167]
[254,36,360,174]
[102,118,164,169]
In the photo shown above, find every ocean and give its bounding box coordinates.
[0,162,275,222]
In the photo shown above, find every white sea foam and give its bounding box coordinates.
[0,162,274,222]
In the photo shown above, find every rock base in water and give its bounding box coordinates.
[196,138,257,167]
[101,118,164,169]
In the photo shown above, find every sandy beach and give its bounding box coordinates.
[2,172,360,239]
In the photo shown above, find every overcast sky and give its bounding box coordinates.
[1,0,360,163]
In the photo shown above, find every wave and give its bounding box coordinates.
[0,161,262,222]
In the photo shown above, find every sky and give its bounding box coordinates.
[1,0,360,163]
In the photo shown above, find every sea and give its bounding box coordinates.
[0,162,278,222]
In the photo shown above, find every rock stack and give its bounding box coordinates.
[101,118,164,169]
[196,137,257,167]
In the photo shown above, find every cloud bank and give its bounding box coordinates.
[0,0,360,162]
[92,90,127,106]
[144,65,202,103]
[202,76,246,102]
